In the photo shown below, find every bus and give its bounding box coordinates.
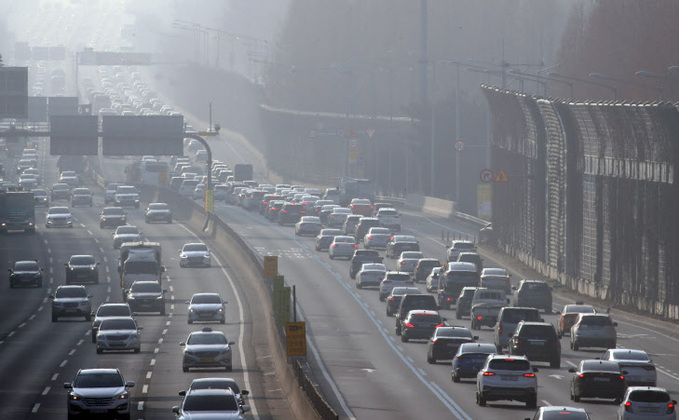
[141,161,169,186]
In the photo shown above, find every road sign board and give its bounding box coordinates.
[480,169,493,183]
[204,189,214,212]
[366,128,376,139]
[494,169,509,183]
[286,322,307,357]
[50,115,99,155]
[0,67,28,119]
[263,256,278,278]
[102,115,183,156]
[454,140,466,152]
[27,97,48,122]
[48,96,79,117]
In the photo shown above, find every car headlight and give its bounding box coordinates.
[117,392,129,400]
[155,295,163,300]
[101,217,107,221]
[189,308,195,313]
[217,308,223,312]
[91,267,96,270]
[69,393,81,400]
[180,253,187,259]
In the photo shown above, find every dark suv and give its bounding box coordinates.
[414,258,441,283]
[277,203,304,225]
[508,321,561,368]
[349,249,382,279]
[386,286,421,317]
[9,260,43,288]
[400,310,445,342]
[395,294,439,335]
[65,254,99,284]
[455,287,478,320]
[354,217,381,242]
[513,280,553,313]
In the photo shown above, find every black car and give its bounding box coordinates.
[126,281,166,315]
[99,207,127,229]
[9,260,43,288]
[349,249,383,279]
[395,293,439,335]
[427,326,477,364]
[508,321,561,368]
[455,287,478,319]
[385,286,421,317]
[414,258,442,283]
[65,254,99,284]
[569,359,626,403]
[277,203,305,225]
[400,310,445,342]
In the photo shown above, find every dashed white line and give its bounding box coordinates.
[51,373,59,381]
[165,321,171,326]
[142,384,149,394]
[28,314,36,320]
[157,338,163,344]
[154,347,160,354]
[146,371,152,379]
[162,329,168,335]
[7,331,15,337]
[68,349,76,356]
[41,386,50,396]
[150,359,156,366]
[31,403,40,413]
[137,401,144,411]
[59,359,68,368]
[18,322,26,329]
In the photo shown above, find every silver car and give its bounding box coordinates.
[570,313,617,351]
[363,227,392,249]
[91,303,134,343]
[50,285,92,322]
[356,263,387,289]
[180,242,211,267]
[396,251,425,275]
[45,206,73,228]
[112,225,142,249]
[328,235,357,260]
[187,293,227,324]
[425,266,443,293]
[65,369,134,419]
[379,271,415,301]
[96,317,142,353]
[602,349,657,386]
[181,327,235,372]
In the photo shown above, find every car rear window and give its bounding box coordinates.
[611,351,650,361]
[629,390,670,403]
[581,360,620,372]
[403,296,437,308]
[580,316,613,326]
[387,273,412,282]
[488,359,531,371]
[518,324,556,338]
[524,282,550,291]
[502,309,541,323]
[409,314,442,323]
[437,328,472,338]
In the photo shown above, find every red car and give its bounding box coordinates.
[350,198,373,216]
[557,303,596,337]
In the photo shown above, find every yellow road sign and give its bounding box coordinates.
[286,322,307,357]
[263,256,278,278]
[204,189,214,212]
[494,169,509,183]
[197,131,218,136]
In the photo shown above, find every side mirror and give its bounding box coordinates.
[90,311,95,317]
[137,326,144,330]
[533,367,539,373]
[49,294,55,299]
[161,266,166,272]
[442,317,447,322]
[180,342,186,346]
[613,322,618,327]
[228,340,236,345]
[64,263,68,266]
[125,381,135,388]
[63,383,72,389]
[162,289,167,294]
[622,370,629,375]
[172,406,180,414]
[7,268,11,272]
[241,404,251,413]
[241,390,249,396]
[185,300,190,304]
[178,390,186,397]
[473,336,479,340]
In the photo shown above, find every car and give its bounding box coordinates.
[266,200,286,221]
[180,242,212,267]
[512,279,553,313]
[181,327,236,372]
[16,159,34,174]
[214,184,230,202]
[349,249,383,279]
[476,354,539,408]
[59,170,80,186]
[112,225,142,249]
[145,202,172,223]
[570,313,617,351]
[375,207,401,231]
[315,228,343,251]
[354,217,381,242]
[104,182,122,204]
[186,293,227,324]
[379,271,415,301]
[114,185,140,208]
[494,306,544,350]
[70,187,93,207]
[126,281,166,314]
[295,216,323,236]
[568,359,626,403]
[399,309,445,342]
[395,293,439,335]
[414,258,442,283]
[22,167,42,184]
[327,207,352,227]
[18,174,38,190]
[363,227,392,249]
[455,286,479,319]
[8,260,43,288]
[50,285,92,322]
[33,188,49,207]
[602,348,657,386]
[508,321,561,368]
[525,406,592,420]
[618,386,677,420]
[65,254,99,284]
[557,303,596,337]
[425,266,443,293]
[355,263,387,289]
[172,388,250,419]
[278,202,305,225]
[349,198,373,216]
[99,207,127,229]
[480,267,512,295]
[426,326,477,364]
[91,303,134,343]
[45,206,73,228]
[396,251,425,276]
[446,240,477,262]
[457,251,483,273]
[64,368,135,420]
[385,286,421,316]
[342,214,362,236]
[386,235,420,258]
[96,317,142,354]
[451,342,498,383]
[179,377,250,407]
[193,183,207,200]
[328,235,358,260]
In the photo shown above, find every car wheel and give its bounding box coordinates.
[226,365,233,372]
[527,395,537,408]
[401,335,409,343]
[220,318,225,324]
[134,348,140,354]
[573,342,579,351]
[455,311,461,320]
[91,334,97,344]
[96,348,103,354]
[573,392,580,402]
[379,295,385,302]
[329,254,334,260]
[477,392,486,406]
[356,282,362,289]
[182,366,189,372]
[37,281,42,288]
[386,309,392,316]
[452,372,460,383]
[427,355,435,364]
[85,314,91,322]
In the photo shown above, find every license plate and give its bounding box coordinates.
[91,409,107,413]
[501,375,517,381]
[593,377,609,382]
[529,341,545,346]
[200,357,213,362]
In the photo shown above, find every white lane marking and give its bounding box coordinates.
[59,359,68,368]
[87,229,92,235]
[566,361,577,368]
[18,323,26,329]
[42,386,50,395]
[7,331,15,337]
[157,338,163,344]
[549,374,563,380]
[31,403,40,413]
[142,384,148,394]
[418,368,427,376]
[28,315,36,320]
[406,356,414,363]
[51,373,58,381]
[146,371,152,379]
[138,401,144,411]
[542,400,552,406]
[68,349,76,356]
[77,339,83,346]
[165,321,171,326]
[150,359,156,366]
[103,256,108,263]
[177,223,258,418]
[162,329,168,335]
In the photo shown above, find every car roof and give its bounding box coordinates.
[77,368,120,375]
[406,309,440,316]
[459,342,497,352]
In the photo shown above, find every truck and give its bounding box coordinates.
[339,177,373,207]
[57,155,86,175]
[438,262,479,309]
[469,288,509,330]
[118,241,164,300]
[0,190,36,233]
[233,164,253,182]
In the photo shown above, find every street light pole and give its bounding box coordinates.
[549,72,617,100]
[455,64,461,204]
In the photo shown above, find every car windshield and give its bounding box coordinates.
[436,328,472,338]
[629,390,670,403]
[100,319,136,330]
[488,359,531,371]
[148,203,169,210]
[48,208,70,215]
[191,380,240,393]
[611,351,650,361]
[131,283,161,293]
[387,273,411,281]
[581,360,620,372]
[188,333,227,345]
[103,208,124,215]
[73,189,90,195]
[117,227,139,234]
[15,261,39,271]
[55,287,86,298]
[117,186,136,193]
[541,411,590,420]
[183,244,208,252]
[565,305,595,313]
[192,294,222,304]
[580,316,613,326]
[97,305,131,317]
[183,394,238,411]
[74,372,124,388]
[70,256,95,265]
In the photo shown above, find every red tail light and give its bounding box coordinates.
[333,244,337,247]
[435,323,444,328]
[578,374,584,378]
[405,322,414,328]
[477,316,483,320]
[446,297,451,301]
[624,402,633,413]
[620,375,625,380]
[351,205,355,208]
[370,205,374,209]
[389,297,395,301]
[353,244,358,248]
[668,403,675,414]
[300,210,306,213]
[368,236,373,239]
[483,372,495,376]
[401,261,406,265]
[523,373,535,378]
[498,322,503,335]
[281,210,288,213]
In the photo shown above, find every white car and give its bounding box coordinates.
[45,206,73,228]
[181,327,235,372]
[114,185,140,208]
[96,317,142,353]
[379,271,415,301]
[363,227,392,249]
[144,202,172,223]
[180,242,211,267]
[356,263,387,289]
[425,266,443,292]
[112,225,142,249]
[186,293,227,324]
[65,369,135,419]
[396,251,425,275]
[618,386,676,420]
[327,207,352,227]
[570,313,617,350]
[178,377,249,407]
[295,216,323,237]
[328,235,357,260]
[476,354,538,408]
[172,389,249,419]
[603,348,657,386]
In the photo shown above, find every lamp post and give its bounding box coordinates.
[549,72,618,100]
[633,71,665,100]
[590,72,662,101]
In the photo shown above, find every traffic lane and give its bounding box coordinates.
[215,205,481,420]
